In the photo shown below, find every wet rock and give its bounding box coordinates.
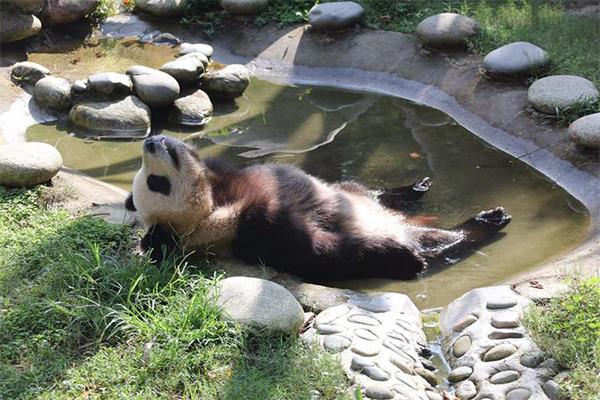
[160,57,205,85]
[220,0,268,14]
[169,89,213,126]
[0,11,41,43]
[135,0,189,17]
[11,61,51,85]
[41,0,100,25]
[543,380,565,400]
[87,72,132,100]
[569,112,600,148]
[33,76,73,111]
[416,13,479,49]
[127,65,180,108]
[489,370,519,384]
[180,42,214,58]
[490,311,521,328]
[68,95,151,138]
[519,351,545,368]
[151,32,180,46]
[506,387,531,400]
[0,142,62,187]
[4,0,45,14]
[323,335,352,353]
[365,382,394,399]
[486,297,518,309]
[483,343,517,361]
[414,367,437,387]
[308,2,365,31]
[215,277,304,334]
[528,75,599,114]
[202,64,250,99]
[448,366,473,383]
[453,335,471,357]
[179,52,210,68]
[453,314,478,332]
[455,380,477,399]
[483,42,548,78]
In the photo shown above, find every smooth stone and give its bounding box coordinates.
[420,358,436,371]
[0,143,62,187]
[490,370,519,384]
[425,391,443,400]
[11,61,51,85]
[314,304,351,325]
[453,335,472,358]
[416,13,479,49]
[41,0,99,25]
[348,314,381,326]
[151,32,180,46]
[539,358,560,375]
[33,76,73,111]
[135,0,188,17]
[528,75,600,114]
[453,314,478,332]
[350,355,374,371]
[160,57,205,85]
[365,382,394,399]
[323,334,351,353]
[488,331,524,339]
[309,389,321,400]
[486,297,518,309]
[569,113,600,148]
[127,65,180,108]
[392,384,422,400]
[0,11,41,43]
[362,366,390,381]
[483,42,548,77]
[4,0,45,13]
[68,95,151,137]
[220,0,268,14]
[395,372,419,390]
[308,2,365,31]
[316,324,345,335]
[71,79,88,94]
[87,72,132,99]
[216,277,304,334]
[180,42,214,58]
[351,340,380,357]
[354,328,379,341]
[520,351,545,368]
[389,354,414,374]
[169,88,213,126]
[506,388,531,400]
[491,311,521,328]
[455,380,477,400]
[179,52,210,68]
[483,343,517,362]
[543,380,565,400]
[388,330,410,344]
[202,64,250,99]
[448,366,473,383]
[414,367,437,387]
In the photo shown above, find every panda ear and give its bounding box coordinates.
[125,193,136,211]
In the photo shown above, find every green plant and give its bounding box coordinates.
[556,98,600,126]
[90,0,119,21]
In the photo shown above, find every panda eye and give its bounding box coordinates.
[167,146,180,169]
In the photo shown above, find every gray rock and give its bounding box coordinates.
[528,75,600,114]
[179,52,210,68]
[543,380,565,400]
[0,142,62,187]
[389,354,415,374]
[448,366,473,382]
[350,355,374,371]
[486,297,518,309]
[180,42,214,58]
[308,2,364,31]
[135,0,189,17]
[348,314,381,326]
[41,0,100,25]
[453,335,471,357]
[202,64,250,99]
[0,11,41,43]
[220,0,268,14]
[169,89,213,126]
[425,391,443,400]
[452,314,478,332]
[11,61,51,85]
[4,0,45,14]
[506,387,531,400]
[151,32,180,46]
[483,42,548,77]
[489,370,519,384]
[127,65,180,108]
[87,72,132,99]
[490,311,521,328]
[351,340,380,356]
[416,13,479,49]
[520,351,545,368]
[68,95,151,138]
[488,331,524,339]
[215,277,304,334]
[323,334,352,353]
[354,328,378,340]
[160,57,205,85]
[362,365,390,381]
[569,112,600,148]
[455,380,477,399]
[314,304,351,325]
[483,343,517,362]
[365,382,394,399]
[71,79,88,94]
[316,324,345,334]
[33,76,73,111]
[414,367,437,387]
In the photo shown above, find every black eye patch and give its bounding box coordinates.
[166,145,180,169]
[147,175,171,195]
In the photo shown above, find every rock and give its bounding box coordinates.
[68,95,151,138]
[489,370,519,384]
[354,328,379,340]
[215,277,304,334]
[169,89,213,126]
[179,52,210,68]
[453,335,471,357]
[452,314,478,332]
[41,0,100,25]
[362,365,390,381]
[323,334,352,353]
[520,351,545,368]
[416,13,479,49]
[316,324,345,334]
[351,340,380,356]
[543,380,565,400]
[448,366,473,383]
[180,42,214,58]
[135,0,189,17]
[71,79,88,95]
[87,72,132,100]
[483,343,517,361]
[506,388,531,400]
[160,57,205,85]
[351,355,374,370]
[33,76,73,111]
[0,11,41,43]
[486,297,518,309]
[569,112,600,148]
[490,311,521,328]
[483,42,548,77]
[365,382,394,399]
[151,32,180,46]
[4,0,45,14]
[348,314,381,326]
[202,64,250,99]
[0,143,62,187]
[308,2,364,31]
[220,0,268,15]
[390,354,414,374]
[488,331,524,339]
[455,380,477,399]
[414,367,437,387]
[11,61,51,85]
[528,75,600,114]
[425,391,443,400]
[127,65,180,108]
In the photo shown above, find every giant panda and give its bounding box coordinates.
[126,135,511,281]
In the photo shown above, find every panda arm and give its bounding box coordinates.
[141,224,178,262]
[125,193,136,211]
[187,204,241,245]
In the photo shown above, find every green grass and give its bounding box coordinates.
[524,277,600,400]
[0,186,350,400]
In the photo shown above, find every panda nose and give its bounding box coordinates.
[144,139,156,154]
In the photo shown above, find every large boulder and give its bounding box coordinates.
[169,89,213,126]
[11,61,51,85]
[135,0,189,17]
[87,72,132,100]
[215,277,304,334]
[179,42,214,58]
[33,76,73,111]
[127,65,180,108]
[202,64,250,99]
[528,75,599,114]
[0,142,62,187]
[483,42,548,78]
[41,0,100,25]
[160,57,205,86]
[69,95,151,138]
[0,11,42,43]
[179,52,209,68]
[220,0,268,15]
[416,13,479,49]
[308,1,365,31]
[4,0,45,14]
[569,113,600,148]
